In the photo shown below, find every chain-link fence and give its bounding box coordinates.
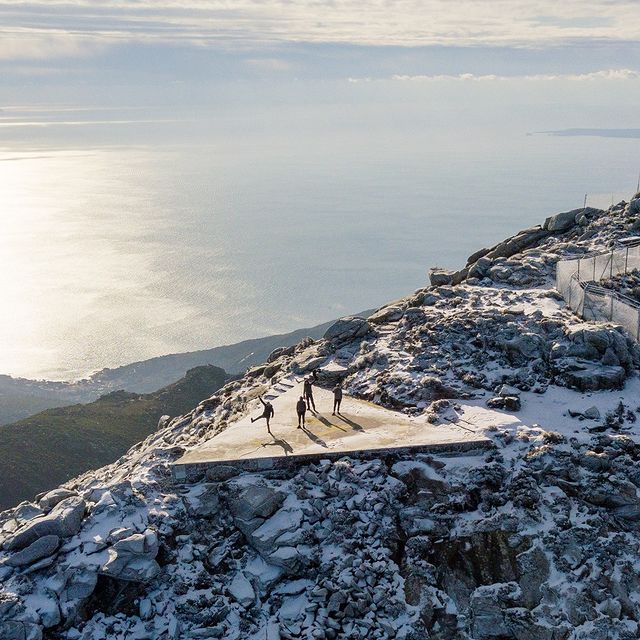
[555,238,640,341]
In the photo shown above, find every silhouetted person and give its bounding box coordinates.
[303,376,316,411]
[251,396,274,431]
[332,384,343,415]
[296,396,307,428]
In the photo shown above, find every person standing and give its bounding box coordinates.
[332,384,343,415]
[296,396,307,429]
[251,396,275,432]
[303,376,316,412]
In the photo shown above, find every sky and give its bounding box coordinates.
[1,0,639,105]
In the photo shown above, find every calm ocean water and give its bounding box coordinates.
[1,80,638,380]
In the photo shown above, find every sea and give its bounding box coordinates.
[1,77,639,381]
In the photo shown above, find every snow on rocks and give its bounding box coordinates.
[2,200,640,639]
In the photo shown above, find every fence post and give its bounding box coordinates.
[577,259,580,279]
[610,294,614,321]
[610,250,614,278]
[625,247,629,274]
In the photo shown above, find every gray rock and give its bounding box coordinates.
[5,535,59,567]
[502,333,545,364]
[225,482,285,536]
[267,345,295,362]
[579,451,611,472]
[428,269,454,286]
[564,364,626,392]
[544,208,581,232]
[228,571,255,607]
[268,546,302,572]
[485,227,549,260]
[601,346,621,366]
[544,208,601,232]
[323,317,370,342]
[0,622,43,640]
[249,508,304,553]
[470,582,522,639]
[367,305,405,324]
[487,396,521,411]
[38,489,78,512]
[583,406,601,420]
[468,256,493,279]
[517,544,550,609]
[6,497,85,551]
[183,484,220,517]
[13,503,44,522]
[63,567,98,600]
[100,529,160,582]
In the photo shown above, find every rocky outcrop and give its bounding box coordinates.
[99,530,160,582]
[2,197,640,640]
[4,535,59,567]
[5,497,85,551]
[323,316,371,342]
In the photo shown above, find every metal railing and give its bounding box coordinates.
[556,238,640,341]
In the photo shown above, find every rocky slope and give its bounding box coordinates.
[2,195,640,640]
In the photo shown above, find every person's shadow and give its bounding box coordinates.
[337,415,365,432]
[301,426,328,448]
[262,435,294,455]
[314,414,347,432]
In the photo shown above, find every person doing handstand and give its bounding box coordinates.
[332,384,343,415]
[251,396,274,431]
[296,396,307,429]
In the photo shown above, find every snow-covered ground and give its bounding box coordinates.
[2,196,640,640]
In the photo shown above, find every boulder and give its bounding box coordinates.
[13,503,44,522]
[100,529,160,583]
[564,364,626,392]
[468,256,494,279]
[517,544,550,609]
[267,345,295,362]
[323,317,370,342]
[470,582,522,639]
[228,572,255,607]
[6,497,85,551]
[183,484,220,517]
[0,622,43,640]
[5,535,59,567]
[484,227,549,260]
[38,489,78,512]
[63,566,99,600]
[367,305,405,324]
[501,333,545,365]
[428,269,454,286]
[224,481,285,536]
[544,208,581,232]
[583,406,601,420]
[487,396,521,411]
[544,207,602,232]
[249,508,304,554]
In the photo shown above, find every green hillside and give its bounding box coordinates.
[0,365,228,511]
